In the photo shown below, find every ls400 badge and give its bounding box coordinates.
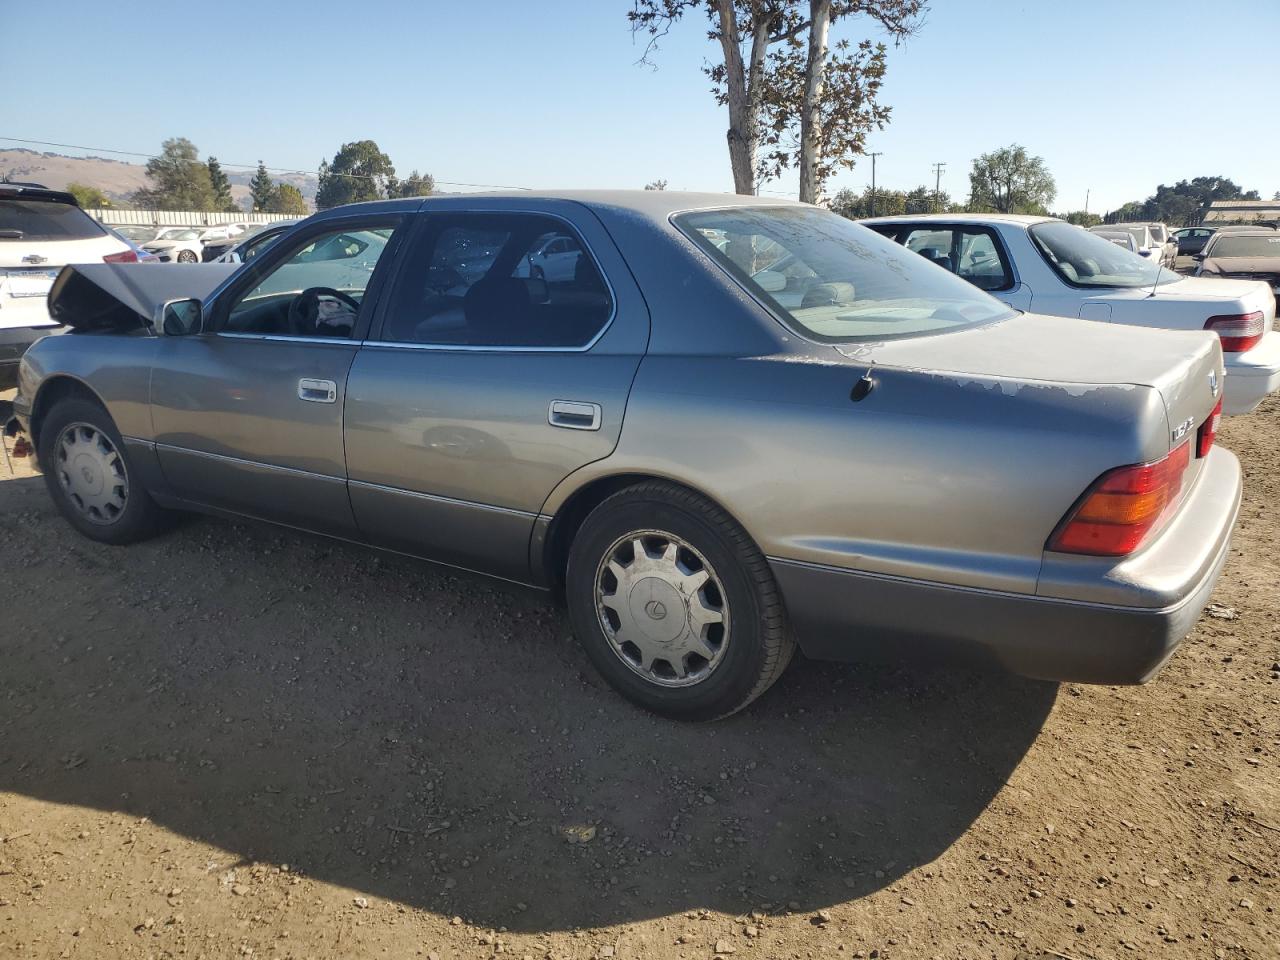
[1171,416,1196,444]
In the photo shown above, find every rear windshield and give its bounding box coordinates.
[0,199,105,241]
[1207,236,1280,258]
[1031,221,1178,288]
[674,206,1014,342]
[1094,232,1133,248]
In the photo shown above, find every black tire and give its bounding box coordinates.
[177,250,198,263]
[38,397,170,545]
[565,481,795,720]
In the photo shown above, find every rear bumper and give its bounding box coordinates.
[1223,334,1280,414]
[770,449,1242,685]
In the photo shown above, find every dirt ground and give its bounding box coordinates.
[0,389,1276,960]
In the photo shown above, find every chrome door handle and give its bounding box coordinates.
[548,400,601,431]
[298,378,338,404]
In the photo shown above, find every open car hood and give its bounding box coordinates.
[47,262,239,331]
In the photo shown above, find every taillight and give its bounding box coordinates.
[1204,311,1264,352]
[102,249,139,263]
[1197,398,1222,458]
[1049,442,1191,557]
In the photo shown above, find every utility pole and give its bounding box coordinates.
[868,152,883,218]
[931,161,947,212]
[1084,188,1090,214]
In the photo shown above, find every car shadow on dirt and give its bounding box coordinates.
[0,480,1057,932]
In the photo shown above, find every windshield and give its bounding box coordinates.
[674,206,1014,342]
[1207,235,1280,258]
[156,229,200,241]
[0,199,105,241]
[1031,221,1178,288]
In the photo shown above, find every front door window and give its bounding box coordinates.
[224,225,396,338]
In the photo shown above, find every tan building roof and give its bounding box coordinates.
[1203,200,1280,224]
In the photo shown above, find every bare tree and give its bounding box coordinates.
[629,1,925,202]
[797,0,832,203]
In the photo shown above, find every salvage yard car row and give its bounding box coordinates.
[3,190,1252,720]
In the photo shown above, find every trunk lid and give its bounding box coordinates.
[840,312,1224,454]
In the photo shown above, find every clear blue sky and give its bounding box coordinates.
[3,0,1276,212]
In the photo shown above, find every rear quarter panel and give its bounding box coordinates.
[545,351,1164,596]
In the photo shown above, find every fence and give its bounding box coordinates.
[85,209,302,228]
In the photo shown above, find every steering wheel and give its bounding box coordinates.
[287,287,360,337]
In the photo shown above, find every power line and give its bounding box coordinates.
[0,135,532,191]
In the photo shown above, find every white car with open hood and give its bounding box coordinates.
[864,213,1280,415]
[1,184,137,390]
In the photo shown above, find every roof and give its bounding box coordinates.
[1208,227,1278,236]
[860,212,1052,226]
[1202,199,1280,225]
[0,183,79,206]
[308,190,797,224]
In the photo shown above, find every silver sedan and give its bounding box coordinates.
[7,191,1241,719]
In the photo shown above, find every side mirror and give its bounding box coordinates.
[156,298,203,336]
[1192,253,1206,262]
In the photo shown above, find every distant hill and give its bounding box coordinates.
[0,148,319,209]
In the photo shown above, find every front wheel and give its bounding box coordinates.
[176,249,198,263]
[565,481,795,720]
[38,398,170,544]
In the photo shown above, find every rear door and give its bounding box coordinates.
[150,214,406,537]
[344,203,649,582]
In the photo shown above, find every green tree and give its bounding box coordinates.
[249,161,276,212]
[644,179,668,191]
[206,156,238,212]
[967,144,1056,214]
[132,137,215,211]
[315,140,395,209]
[629,1,926,201]
[1058,210,1102,227]
[266,183,308,215]
[387,169,435,198]
[66,182,110,208]
[905,184,949,213]
[1107,177,1263,226]
[828,184,948,219]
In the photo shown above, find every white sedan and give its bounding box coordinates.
[864,213,1280,414]
[141,227,205,263]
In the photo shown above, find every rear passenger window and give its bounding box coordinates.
[955,230,1013,291]
[382,213,613,348]
[898,225,1012,291]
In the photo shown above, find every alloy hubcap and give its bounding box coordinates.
[56,423,128,524]
[595,530,729,687]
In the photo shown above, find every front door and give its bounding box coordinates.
[150,216,404,537]
[344,205,649,582]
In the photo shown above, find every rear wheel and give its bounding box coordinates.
[38,398,170,544]
[566,482,795,720]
